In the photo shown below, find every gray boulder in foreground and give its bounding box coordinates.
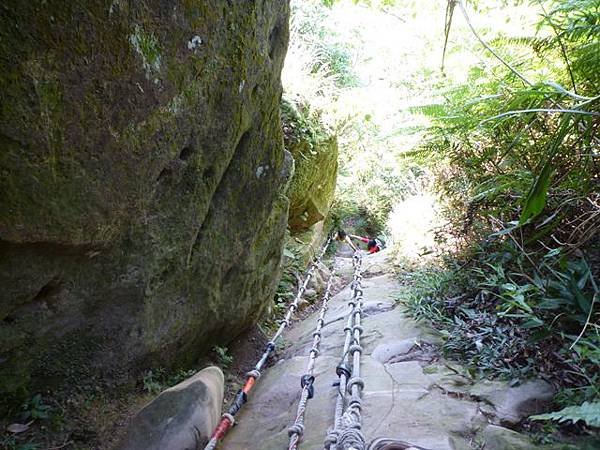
[117,366,224,450]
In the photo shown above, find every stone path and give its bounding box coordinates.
[222,247,573,450]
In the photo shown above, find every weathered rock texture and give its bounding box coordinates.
[281,99,338,234]
[117,366,224,450]
[0,0,290,396]
[279,99,337,272]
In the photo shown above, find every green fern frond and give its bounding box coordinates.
[407,103,449,117]
[489,35,554,53]
[531,401,600,427]
[571,41,600,89]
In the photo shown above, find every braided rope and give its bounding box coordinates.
[288,268,337,450]
[203,237,332,450]
[325,251,366,450]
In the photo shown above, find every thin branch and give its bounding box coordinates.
[570,292,598,350]
[536,0,577,94]
[441,0,457,73]
[457,0,531,86]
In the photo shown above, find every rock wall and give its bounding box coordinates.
[282,99,338,235]
[280,99,337,266]
[0,0,290,396]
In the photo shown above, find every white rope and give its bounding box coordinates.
[325,252,366,450]
[203,237,332,450]
[288,268,337,450]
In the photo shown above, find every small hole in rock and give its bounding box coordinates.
[203,166,215,180]
[3,315,16,324]
[179,146,193,161]
[269,25,281,59]
[157,167,169,181]
[33,279,62,302]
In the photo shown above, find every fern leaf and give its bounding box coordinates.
[531,401,600,427]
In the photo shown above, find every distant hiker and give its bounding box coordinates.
[335,229,358,251]
[349,234,382,254]
[335,229,347,241]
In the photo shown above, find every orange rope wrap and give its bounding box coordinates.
[242,376,256,394]
[211,416,232,440]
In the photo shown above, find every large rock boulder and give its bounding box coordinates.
[0,0,290,396]
[117,366,224,450]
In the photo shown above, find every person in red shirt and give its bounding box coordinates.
[349,234,381,254]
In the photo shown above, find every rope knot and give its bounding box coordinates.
[245,369,261,380]
[300,374,315,398]
[352,325,364,334]
[336,362,351,379]
[324,429,339,449]
[287,423,305,437]
[337,427,366,450]
[221,412,235,426]
[349,344,363,355]
[347,376,365,391]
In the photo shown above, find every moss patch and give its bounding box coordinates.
[281,98,338,234]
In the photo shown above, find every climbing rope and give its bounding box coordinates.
[203,237,332,450]
[324,251,366,450]
[287,267,337,450]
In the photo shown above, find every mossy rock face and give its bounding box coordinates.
[0,0,290,398]
[284,220,331,271]
[281,99,338,235]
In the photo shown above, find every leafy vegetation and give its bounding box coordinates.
[0,437,41,450]
[532,401,600,428]
[141,367,198,394]
[284,8,599,422]
[212,346,234,368]
[19,394,51,421]
[284,0,421,236]
[399,0,599,428]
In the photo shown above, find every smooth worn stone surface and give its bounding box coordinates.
[222,249,579,450]
[372,339,416,363]
[362,299,395,316]
[225,250,485,450]
[483,425,549,450]
[470,379,555,425]
[117,366,224,450]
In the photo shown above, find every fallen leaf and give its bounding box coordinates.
[7,421,33,433]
